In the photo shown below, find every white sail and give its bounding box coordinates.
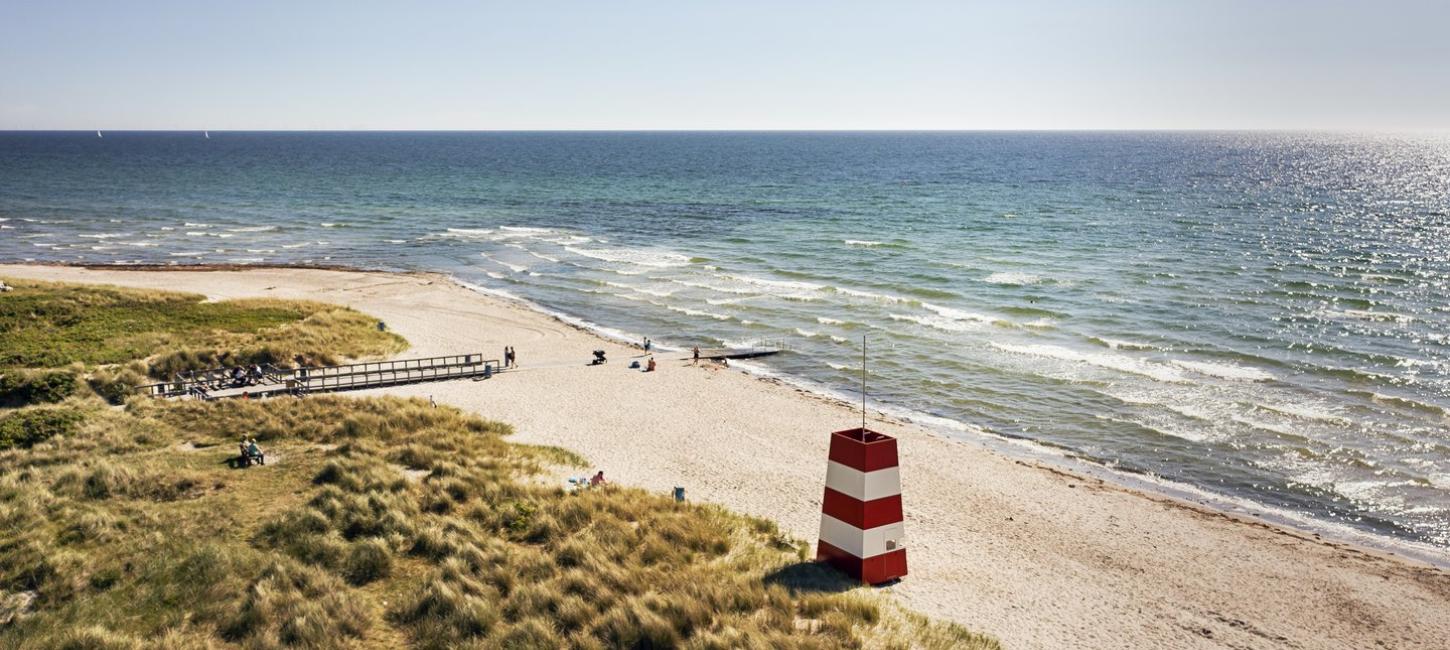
[204,130,210,139]
[96,130,102,138]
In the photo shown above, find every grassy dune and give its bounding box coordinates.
[0,277,407,411]
[0,278,997,648]
[0,396,995,648]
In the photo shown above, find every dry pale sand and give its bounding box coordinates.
[6,264,1449,650]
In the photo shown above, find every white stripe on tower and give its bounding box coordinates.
[823,461,902,501]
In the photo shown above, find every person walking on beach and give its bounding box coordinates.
[509,346,517,368]
[692,346,700,365]
[643,337,652,353]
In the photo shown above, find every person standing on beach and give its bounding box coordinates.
[692,346,700,365]
[510,347,518,368]
[644,338,652,353]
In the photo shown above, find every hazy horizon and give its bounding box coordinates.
[3,1,1449,131]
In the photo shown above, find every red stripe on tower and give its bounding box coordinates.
[817,427,907,584]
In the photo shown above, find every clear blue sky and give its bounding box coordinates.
[2,1,1447,130]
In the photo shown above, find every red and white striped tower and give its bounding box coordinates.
[816,426,907,584]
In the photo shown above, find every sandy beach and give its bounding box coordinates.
[5,263,1448,650]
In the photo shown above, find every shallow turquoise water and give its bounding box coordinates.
[2,131,1447,550]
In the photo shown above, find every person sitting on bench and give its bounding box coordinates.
[237,435,263,467]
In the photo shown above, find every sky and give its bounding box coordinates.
[2,1,1448,131]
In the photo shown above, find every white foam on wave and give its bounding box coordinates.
[1164,403,1215,421]
[984,271,1043,285]
[705,296,750,305]
[843,240,885,247]
[1230,415,1299,436]
[183,222,211,228]
[923,302,998,324]
[795,328,819,338]
[527,250,561,263]
[1255,403,1351,425]
[672,279,756,295]
[566,246,691,268]
[1170,360,1275,382]
[444,228,494,237]
[888,313,979,333]
[826,361,853,371]
[665,305,731,321]
[500,226,552,233]
[1089,336,1161,351]
[1358,392,1449,418]
[227,225,277,233]
[832,286,913,304]
[993,342,1189,383]
[480,252,527,274]
[78,232,130,239]
[320,222,344,228]
[1317,308,1415,324]
[281,242,310,249]
[817,316,846,325]
[726,274,823,293]
[169,251,210,257]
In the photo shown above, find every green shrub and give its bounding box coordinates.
[0,408,84,450]
[0,369,77,408]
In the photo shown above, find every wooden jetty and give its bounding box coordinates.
[683,347,783,361]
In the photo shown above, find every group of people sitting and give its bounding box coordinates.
[237,438,265,467]
[176,364,267,390]
[227,364,266,387]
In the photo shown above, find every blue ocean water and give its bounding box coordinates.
[2,131,1447,552]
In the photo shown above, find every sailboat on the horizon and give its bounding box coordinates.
[204,130,210,139]
[96,130,102,138]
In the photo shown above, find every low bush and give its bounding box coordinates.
[0,407,84,450]
[0,369,78,408]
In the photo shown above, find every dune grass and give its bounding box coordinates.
[0,394,997,648]
[0,277,407,407]
[0,276,997,648]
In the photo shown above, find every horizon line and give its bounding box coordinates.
[5,127,1449,134]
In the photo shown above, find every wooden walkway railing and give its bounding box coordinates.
[137,353,497,400]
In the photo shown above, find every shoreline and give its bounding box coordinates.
[5,262,1449,649]
[18,260,1445,570]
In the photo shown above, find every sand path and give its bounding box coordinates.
[6,264,1448,650]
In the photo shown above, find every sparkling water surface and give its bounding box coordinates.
[2,131,1447,551]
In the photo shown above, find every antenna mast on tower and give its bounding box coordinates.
[861,335,867,430]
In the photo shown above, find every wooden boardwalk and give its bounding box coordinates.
[138,353,500,401]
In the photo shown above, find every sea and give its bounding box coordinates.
[2,131,1447,558]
